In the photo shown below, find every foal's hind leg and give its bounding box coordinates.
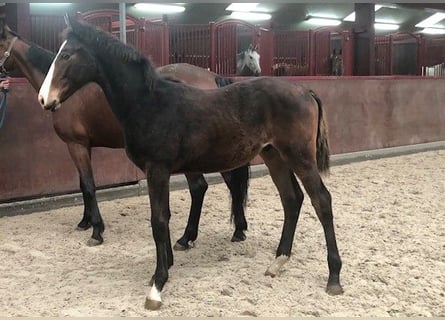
[260,146,304,277]
[173,173,208,251]
[221,165,250,242]
[286,154,343,295]
[67,143,105,246]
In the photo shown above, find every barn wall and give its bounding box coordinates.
[290,76,445,154]
[1,76,444,202]
[0,79,142,202]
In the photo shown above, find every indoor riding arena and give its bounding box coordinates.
[0,2,444,317]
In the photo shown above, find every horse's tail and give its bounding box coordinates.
[228,165,250,227]
[215,74,250,226]
[215,75,234,88]
[310,90,330,174]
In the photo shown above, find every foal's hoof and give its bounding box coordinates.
[264,269,278,278]
[264,255,289,277]
[76,221,91,231]
[145,298,162,310]
[326,283,344,295]
[86,237,103,247]
[173,240,194,251]
[231,230,246,242]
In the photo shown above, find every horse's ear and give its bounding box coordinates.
[248,43,253,51]
[253,44,258,51]
[64,13,71,27]
[0,15,5,38]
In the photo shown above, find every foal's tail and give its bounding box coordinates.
[310,90,330,174]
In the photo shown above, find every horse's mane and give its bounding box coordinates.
[65,18,156,77]
[27,44,55,74]
[5,28,55,74]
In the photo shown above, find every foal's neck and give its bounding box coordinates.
[95,52,157,124]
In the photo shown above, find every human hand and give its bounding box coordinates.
[0,78,10,90]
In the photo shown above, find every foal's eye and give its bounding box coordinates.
[60,53,70,60]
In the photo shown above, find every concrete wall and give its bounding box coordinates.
[1,76,444,201]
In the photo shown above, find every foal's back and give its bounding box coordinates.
[136,76,319,173]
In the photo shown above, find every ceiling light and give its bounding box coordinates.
[230,11,271,21]
[421,27,445,34]
[306,17,341,26]
[30,3,71,6]
[374,23,399,31]
[226,3,259,12]
[343,4,383,22]
[343,12,355,22]
[133,3,185,14]
[415,12,445,28]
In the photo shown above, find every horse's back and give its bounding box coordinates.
[158,63,220,89]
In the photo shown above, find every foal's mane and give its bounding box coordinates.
[64,18,157,87]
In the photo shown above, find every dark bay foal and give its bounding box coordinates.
[39,16,343,310]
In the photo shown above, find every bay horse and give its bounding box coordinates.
[236,44,261,76]
[39,16,343,310]
[0,21,249,248]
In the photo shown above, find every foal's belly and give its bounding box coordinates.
[176,142,264,174]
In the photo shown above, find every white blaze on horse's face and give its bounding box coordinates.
[38,40,67,110]
[246,49,261,75]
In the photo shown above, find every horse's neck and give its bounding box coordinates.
[238,64,253,76]
[11,39,48,91]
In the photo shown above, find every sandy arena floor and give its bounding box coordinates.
[0,150,444,316]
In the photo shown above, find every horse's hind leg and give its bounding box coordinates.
[173,173,208,251]
[260,146,304,277]
[287,155,343,295]
[67,143,105,246]
[221,165,250,242]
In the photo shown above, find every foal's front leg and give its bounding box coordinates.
[145,165,173,310]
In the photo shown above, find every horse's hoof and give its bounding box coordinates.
[173,240,194,251]
[145,298,162,310]
[326,283,344,295]
[231,231,246,242]
[86,237,103,247]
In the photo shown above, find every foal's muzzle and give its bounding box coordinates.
[38,95,60,112]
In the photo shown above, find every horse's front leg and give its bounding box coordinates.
[66,142,105,246]
[145,165,173,310]
[174,173,208,250]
